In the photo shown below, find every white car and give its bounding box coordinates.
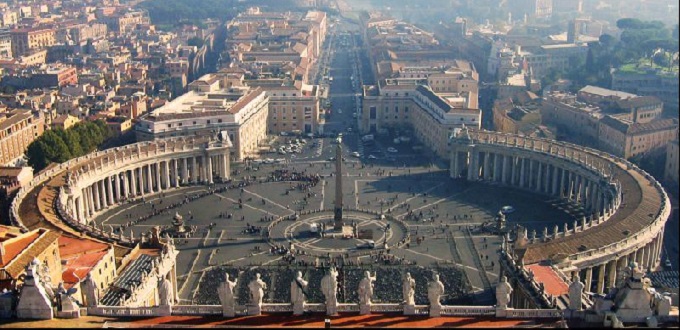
[351,152,361,157]
[387,147,398,153]
[338,109,342,114]
[280,131,289,136]
[368,155,378,159]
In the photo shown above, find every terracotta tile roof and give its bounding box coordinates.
[4,230,60,278]
[58,235,109,257]
[525,264,569,297]
[61,250,108,289]
[0,231,40,267]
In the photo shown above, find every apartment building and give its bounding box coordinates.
[611,69,679,113]
[361,81,481,158]
[0,27,11,58]
[598,116,678,159]
[10,27,55,57]
[0,109,45,165]
[265,85,320,135]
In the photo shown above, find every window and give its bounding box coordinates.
[370,107,377,119]
[207,120,211,124]
[395,106,399,113]
[218,119,222,123]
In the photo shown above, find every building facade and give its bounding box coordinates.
[0,109,45,166]
[361,82,481,158]
[10,28,55,57]
[135,77,268,161]
[598,116,678,159]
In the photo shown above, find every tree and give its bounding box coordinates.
[26,121,112,172]
[617,18,644,30]
[187,36,204,48]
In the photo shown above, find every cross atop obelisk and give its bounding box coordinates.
[334,138,343,230]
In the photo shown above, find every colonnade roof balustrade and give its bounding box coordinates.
[461,130,669,266]
[11,136,222,246]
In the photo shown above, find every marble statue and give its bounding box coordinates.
[248,273,267,307]
[569,274,585,310]
[428,273,445,308]
[428,273,445,317]
[218,273,238,317]
[403,272,416,306]
[82,272,99,307]
[321,267,339,315]
[358,271,376,314]
[358,271,376,305]
[158,276,174,306]
[291,271,308,315]
[496,276,513,309]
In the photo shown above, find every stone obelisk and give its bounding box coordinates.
[334,139,343,230]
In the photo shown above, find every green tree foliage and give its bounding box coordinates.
[26,120,112,172]
[187,36,204,48]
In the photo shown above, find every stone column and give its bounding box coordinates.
[552,165,559,196]
[636,248,644,267]
[510,156,517,186]
[207,155,214,184]
[519,157,526,188]
[106,177,114,205]
[87,186,95,215]
[467,150,477,181]
[101,180,109,209]
[191,157,198,183]
[93,181,101,210]
[567,172,575,201]
[452,150,459,178]
[560,169,567,198]
[529,159,535,190]
[483,152,491,180]
[544,163,550,193]
[165,161,171,189]
[173,159,180,187]
[579,179,587,206]
[182,158,188,184]
[77,196,85,223]
[536,162,543,193]
[596,263,606,294]
[132,168,139,196]
[583,267,593,292]
[155,162,162,191]
[122,172,129,199]
[644,243,653,271]
[147,164,153,194]
[606,259,617,293]
[222,154,229,180]
[502,155,509,184]
[115,173,122,201]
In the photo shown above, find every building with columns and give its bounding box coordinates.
[55,136,231,227]
[134,76,267,161]
[449,128,670,310]
[361,79,481,158]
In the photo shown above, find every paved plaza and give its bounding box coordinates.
[92,154,580,305]
[85,24,585,307]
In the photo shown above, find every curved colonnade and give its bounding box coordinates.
[10,136,231,245]
[450,129,670,294]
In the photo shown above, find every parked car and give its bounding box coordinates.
[356,240,375,249]
[387,147,398,153]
